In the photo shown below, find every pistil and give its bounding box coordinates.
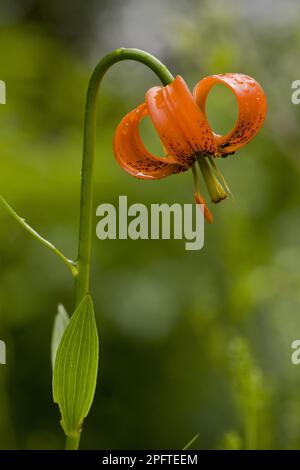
[196,154,227,203]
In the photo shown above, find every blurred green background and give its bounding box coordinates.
[0,0,300,450]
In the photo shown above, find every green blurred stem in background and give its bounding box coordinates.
[0,48,174,450]
[0,195,78,276]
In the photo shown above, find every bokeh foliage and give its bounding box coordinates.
[0,0,300,449]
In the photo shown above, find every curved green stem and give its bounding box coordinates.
[0,195,78,277]
[1,48,174,452]
[75,48,174,304]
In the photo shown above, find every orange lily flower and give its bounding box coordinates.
[113,74,267,223]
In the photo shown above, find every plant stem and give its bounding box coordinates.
[75,48,174,305]
[0,195,78,277]
[182,433,200,450]
[1,48,174,452]
[65,49,173,450]
[65,433,81,450]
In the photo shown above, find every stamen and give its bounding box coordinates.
[192,164,213,224]
[194,192,213,224]
[196,155,227,203]
[208,156,232,196]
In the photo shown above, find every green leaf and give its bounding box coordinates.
[52,295,99,436]
[51,304,70,369]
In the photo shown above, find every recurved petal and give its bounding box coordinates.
[113,103,186,180]
[193,73,267,155]
[146,76,217,165]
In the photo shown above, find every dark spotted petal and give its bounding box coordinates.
[193,73,267,155]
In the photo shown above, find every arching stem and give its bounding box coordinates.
[75,48,174,304]
[67,49,174,450]
[0,48,175,452]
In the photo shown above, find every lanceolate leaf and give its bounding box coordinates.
[53,295,99,436]
[51,304,70,369]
